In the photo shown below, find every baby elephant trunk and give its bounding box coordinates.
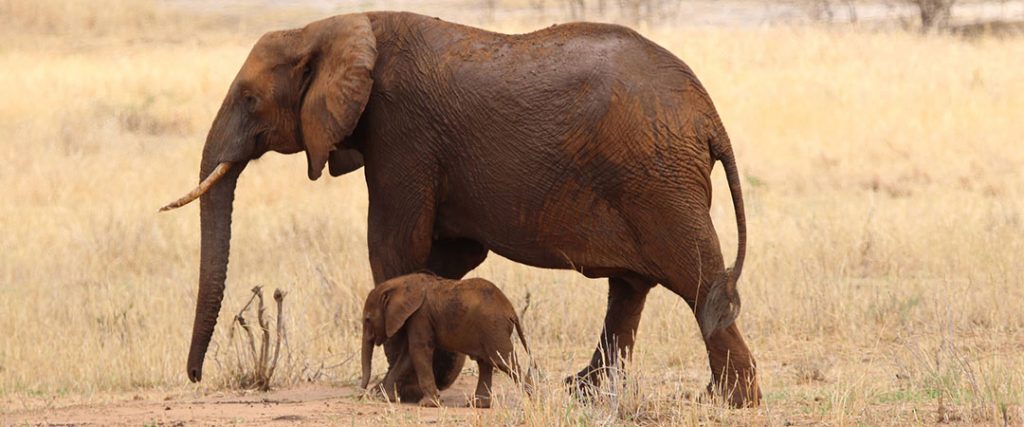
[360,336,374,389]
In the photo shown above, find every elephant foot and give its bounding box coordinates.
[397,380,425,402]
[706,379,761,408]
[467,396,491,409]
[369,381,399,402]
[563,368,602,402]
[702,324,762,407]
[418,395,441,407]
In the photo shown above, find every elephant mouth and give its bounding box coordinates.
[159,162,233,212]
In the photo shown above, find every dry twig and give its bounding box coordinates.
[230,285,288,391]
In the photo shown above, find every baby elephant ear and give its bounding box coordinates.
[384,283,426,338]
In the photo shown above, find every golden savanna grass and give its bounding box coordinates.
[1,0,1023,424]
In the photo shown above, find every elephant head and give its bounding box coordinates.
[359,281,426,389]
[160,14,377,383]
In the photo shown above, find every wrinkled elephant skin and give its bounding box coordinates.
[162,11,759,407]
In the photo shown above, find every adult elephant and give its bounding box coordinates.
[161,11,760,406]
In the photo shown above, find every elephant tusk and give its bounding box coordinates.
[159,162,232,212]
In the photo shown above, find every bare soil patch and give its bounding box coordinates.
[4,380,484,426]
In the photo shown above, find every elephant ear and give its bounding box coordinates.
[300,14,376,181]
[383,283,427,338]
[328,148,364,177]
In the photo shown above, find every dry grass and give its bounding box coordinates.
[1,0,1023,424]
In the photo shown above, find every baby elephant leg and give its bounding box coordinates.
[470,361,494,408]
[407,330,441,407]
[411,348,440,406]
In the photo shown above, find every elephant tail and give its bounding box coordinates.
[701,121,747,339]
[512,316,531,357]
[511,315,538,384]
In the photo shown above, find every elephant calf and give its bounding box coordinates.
[360,273,533,408]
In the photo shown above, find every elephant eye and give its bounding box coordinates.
[242,93,259,112]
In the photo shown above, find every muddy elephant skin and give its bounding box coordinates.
[162,11,760,407]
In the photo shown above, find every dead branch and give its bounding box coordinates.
[255,286,271,380]
[227,285,289,391]
[265,289,288,388]
[235,314,260,368]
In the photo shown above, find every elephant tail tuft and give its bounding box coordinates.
[511,315,539,385]
[699,268,741,339]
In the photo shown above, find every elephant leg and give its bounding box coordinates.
[470,361,494,408]
[393,344,465,402]
[657,219,761,407]
[701,322,760,407]
[391,238,487,401]
[426,238,488,280]
[410,344,441,407]
[404,313,441,407]
[375,347,411,402]
[367,189,442,402]
[568,275,654,396]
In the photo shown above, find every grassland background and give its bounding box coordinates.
[1,0,1023,424]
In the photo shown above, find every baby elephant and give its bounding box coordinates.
[360,273,533,408]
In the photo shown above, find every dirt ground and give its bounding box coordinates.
[3,379,489,426]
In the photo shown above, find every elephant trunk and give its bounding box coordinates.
[360,333,374,389]
[185,147,246,382]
